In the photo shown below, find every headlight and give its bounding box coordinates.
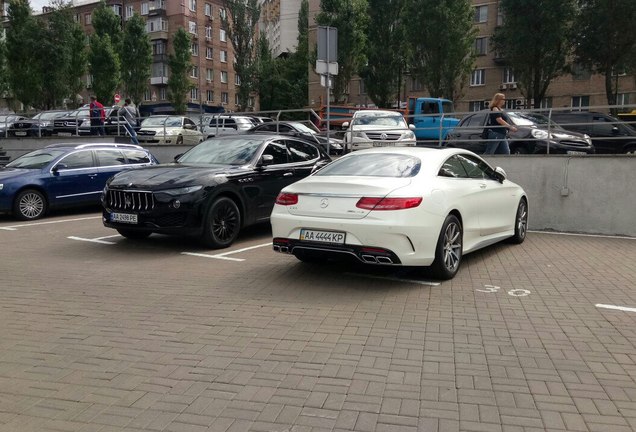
[81,119,90,126]
[159,185,203,196]
[0,184,3,191]
[403,131,416,140]
[583,134,592,144]
[353,132,366,138]
[531,129,549,140]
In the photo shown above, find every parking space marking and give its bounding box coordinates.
[0,216,101,231]
[67,234,120,245]
[182,242,272,261]
[345,272,440,286]
[596,304,636,313]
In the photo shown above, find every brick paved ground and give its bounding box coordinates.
[0,214,635,432]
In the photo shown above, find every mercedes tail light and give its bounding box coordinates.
[356,197,422,210]
[275,192,298,205]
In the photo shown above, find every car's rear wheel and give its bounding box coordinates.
[117,229,152,240]
[508,198,528,244]
[201,197,241,249]
[430,214,462,280]
[14,189,47,220]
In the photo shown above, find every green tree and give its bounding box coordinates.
[89,34,120,104]
[221,0,261,111]
[286,0,309,108]
[6,0,42,110]
[91,0,123,54]
[492,0,575,109]
[167,27,193,115]
[0,36,9,98]
[403,0,475,102]
[574,0,636,110]
[67,22,88,108]
[121,13,152,106]
[361,0,405,107]
[316,0,368,103]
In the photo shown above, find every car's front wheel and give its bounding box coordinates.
[201,197,241,249]
[430,214,463,280]
[14,189,47,220]
[117,229,152,240]
[508,198,528,244]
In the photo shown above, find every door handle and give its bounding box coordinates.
[88,174,99,178]
[283,172,293,177]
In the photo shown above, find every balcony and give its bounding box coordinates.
[148,29,169,41]
[151,76,168,85]
[148,1,166,16]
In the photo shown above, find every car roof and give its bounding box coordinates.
[44,143,145,150]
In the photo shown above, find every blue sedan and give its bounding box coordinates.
[0,143,158,220]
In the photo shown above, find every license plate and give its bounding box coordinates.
[15,131,27,136]
[566,150,587,155]
[300,229,345,244]
[373,142,395,147]
[58,132,72,136]
[111,212,138,224]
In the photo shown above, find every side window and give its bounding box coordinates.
[287,139,319,162]
[184,118,196,127]
[95,149,126,166]
[123,149,151,164]
[262,140,289,164]
[208,118,218,127]
[462,113,487,127]
[458,154,497,180]
[591,116,615,136]
[225,119,237,130]
[58,150,94,169]
[438,155,468,178]
[258,123,277,132]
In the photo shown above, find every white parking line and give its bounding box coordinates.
[182,242,272,261]
[0,216,101,231]
[596,304,636,313]
[67,235,121,245]
[346,272,440,286]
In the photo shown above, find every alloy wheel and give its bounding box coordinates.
[443,222,462,271]
[19,192,45,219]
[212,201,240,243]
[517,201,528,239]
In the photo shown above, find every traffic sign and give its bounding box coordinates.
[114,93,121,103]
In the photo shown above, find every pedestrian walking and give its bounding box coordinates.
[120,99,140,145]
[483,93,517,155]
[89,96,106,136]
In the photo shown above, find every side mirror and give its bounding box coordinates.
[258,154,274,167]
[184,124,196,130]
[408,124,416,130]
[52,163,67,173]
[173,153,183,162]
[494,166,507,183]
[612,126,620,135]
[342,122,349,129]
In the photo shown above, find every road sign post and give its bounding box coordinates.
[316,26,338,144]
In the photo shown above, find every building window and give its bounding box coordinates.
[160,88,167,100]
[540,97,553,109]
[152,41,166,55]
[220,29,227,42]
[220,50,227,63]
[111,5,122,16]
[469,100,486,111]
[206,68,213,81]
[571,96,590,110]
[85,13,91,25]
[220,71,228,83]
[205,3,212,16]
[141,2,149,15]
[205,25,212,40]
[125,6,134,20]
[617,93,630,107]
[248,97,254,107]
[219,8,226,19]
[470,69,485,86]
[191,66,199,78]
[359,80,366,95]
[235,94,240,105]
[474,37,488,55]
[189,0,197,12]
[503,67,515,84]
[191,43,199,56]
[144,89,151,101]
[571,63,592,81]
[221,92,229,104]
[474,5,487,23]
[206,47,213,59]
[207,90,214,102]
[191,87,199,101]
[189,21,197,35]
[497,5,503,26]
[410,78,423,92]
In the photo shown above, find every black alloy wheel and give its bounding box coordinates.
[430,214,463,280]
[14,189,47,220]
[202,197,241,249]
[508,198,528,244]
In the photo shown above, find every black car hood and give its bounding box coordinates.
[108,163,247,189]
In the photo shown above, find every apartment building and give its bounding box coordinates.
[307,0,636,113]
[259,0,301,58]
[1,0,245,114]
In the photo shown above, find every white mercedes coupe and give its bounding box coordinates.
[271,147,528,280]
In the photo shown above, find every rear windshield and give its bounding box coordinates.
[316,153,420,177]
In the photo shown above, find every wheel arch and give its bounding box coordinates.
[13,184,50,208]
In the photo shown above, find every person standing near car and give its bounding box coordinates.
[89,96,106,136]
[484,93,517,155]
[120,99,140,145]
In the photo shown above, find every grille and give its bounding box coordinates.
[137,130,156,136]
[366,132,402,141]
[558,140,588,147]
[106,189,155,211]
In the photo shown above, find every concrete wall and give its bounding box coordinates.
[2,138,635,237]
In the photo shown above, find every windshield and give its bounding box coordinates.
[316,153,421,177]
[6,149,67,169]
[142,116,183,127]
[508,111,561,128]
[178,137,266,165]
[33,112,66,120]
[353,113,407,127]
[68,109,90,117]
[291,123,318,135]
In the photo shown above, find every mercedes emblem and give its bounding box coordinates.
[320,198,329,208]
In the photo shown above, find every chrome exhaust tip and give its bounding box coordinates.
[273,245,280,252]
[361,254,378,263]
[280,246,289,253]
[377,256,393,264]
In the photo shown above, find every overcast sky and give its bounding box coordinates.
[30,0,50,13]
